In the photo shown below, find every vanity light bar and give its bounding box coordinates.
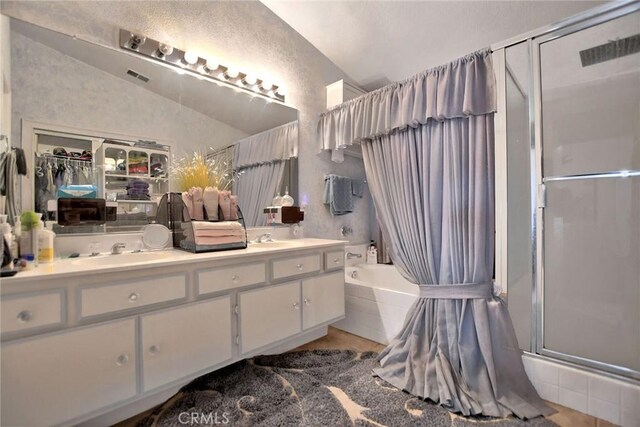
[119,30,285,103]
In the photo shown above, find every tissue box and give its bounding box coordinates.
[57,185,97,199]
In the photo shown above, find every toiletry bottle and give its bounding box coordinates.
[281,187,294,207]
[367,240,378,265]
[38,221,56,264]
[272,192,282,207]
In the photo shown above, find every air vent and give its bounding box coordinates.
[580,34,640,67]
[126,69,150,83]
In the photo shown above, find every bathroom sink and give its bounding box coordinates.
[70,251,179,267]
[248,240,304,249]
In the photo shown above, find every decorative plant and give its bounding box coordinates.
[171,150,236,192]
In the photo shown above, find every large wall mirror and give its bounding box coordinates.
[8,18,298,231]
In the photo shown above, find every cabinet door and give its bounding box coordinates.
[141,297,232,392]
[1,319,136,426]
[239,282,301,354]
[302,272,345,330]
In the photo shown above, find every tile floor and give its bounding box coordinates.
[118,327,616,427]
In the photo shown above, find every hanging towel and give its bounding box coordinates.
[203,187,219,221]
[351,179,365,198]
[323,174,353,215]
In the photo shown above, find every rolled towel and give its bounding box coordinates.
[195,235,245,246]
[218,190,231,220]
[182,192,194,219]
[203,187,219,221]
[229,195,239,220]
[190,187,204,220]
[191,220,243,231]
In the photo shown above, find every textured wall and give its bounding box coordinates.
[1,0,373,243]
[10,31,248,157]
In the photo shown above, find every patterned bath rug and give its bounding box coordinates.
[137,349,556,427]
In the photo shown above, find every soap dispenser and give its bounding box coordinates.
[281,186,294,207]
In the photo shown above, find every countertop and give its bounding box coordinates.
[2,238,346,284]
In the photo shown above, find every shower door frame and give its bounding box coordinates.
[494,0,640,381]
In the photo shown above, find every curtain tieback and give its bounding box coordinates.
[418,283,493,299]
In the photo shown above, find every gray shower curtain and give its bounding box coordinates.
[319,49,551,419]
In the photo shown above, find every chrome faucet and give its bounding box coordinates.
[111,242,126,255]
[253,233,273,243]
[346,252,362,259]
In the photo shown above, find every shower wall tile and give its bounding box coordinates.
[588,396,620,425]
[559,368,588,394]
[523,354,640,426]
[589,376,621,404]
[558,388,588,413]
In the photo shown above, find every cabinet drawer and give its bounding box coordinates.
[1,318,136,426]
[80,274,186,318]
[141,297,232,392]
[1,291,64,334]
[324,250,345,271]
[272,253,321,281]
[239,281,301,354]
[198,262,266,295]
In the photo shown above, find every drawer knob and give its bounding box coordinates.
[333,258,340,264]
[304,298,312,305]
[297,263,304,271]
[292,302,300,310]
[116,354,129,366]
[149,345,160,355]
[17,310,32,322]
[128,292,140,302]
[231,275,240,284]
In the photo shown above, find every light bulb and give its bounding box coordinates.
[243,75,257,86]
[225,67,239,79]
[183,50,199,65]
[203,59,219,73]
[128,34,146,50]
[260,80,273,91]
[155,43,174,59]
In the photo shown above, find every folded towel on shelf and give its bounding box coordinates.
[351,179,365,198]
[203,187,219,220]
[191,221,243,231]
[194,236,245,246]
[323,174,353,215]
[194,229,245,238]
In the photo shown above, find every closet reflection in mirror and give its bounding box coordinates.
[10,18,298,232]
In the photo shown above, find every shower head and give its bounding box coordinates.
[579,33,640,67]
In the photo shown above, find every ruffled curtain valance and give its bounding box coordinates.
[234,121,298,169]
[318,49,496,162]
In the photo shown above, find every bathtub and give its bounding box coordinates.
[333,263,419,345]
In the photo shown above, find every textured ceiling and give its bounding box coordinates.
[262,0,605,91]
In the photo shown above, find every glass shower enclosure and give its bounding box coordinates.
[495,1,640,380]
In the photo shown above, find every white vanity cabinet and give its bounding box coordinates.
[302,272,345,330]
[239,281,302,354]
[141,297,233,392]
[1,318,137,427]
[0,240,345,426]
